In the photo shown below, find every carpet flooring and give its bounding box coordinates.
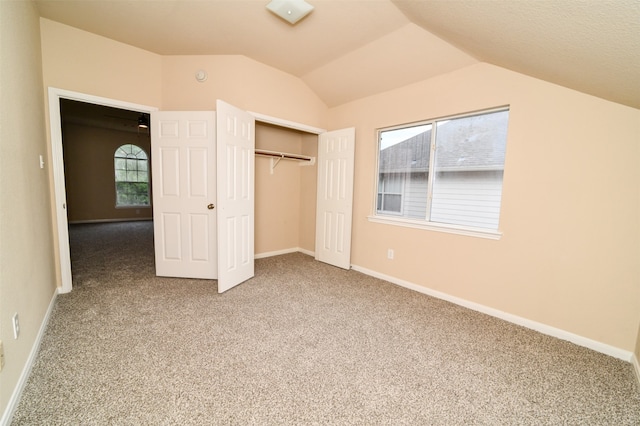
[11,221,640,425]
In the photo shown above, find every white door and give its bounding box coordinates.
[216,100,256,293]
[315,128,356,269]
[151,111,218,279]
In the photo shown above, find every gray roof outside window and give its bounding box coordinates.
[379,111,508,173]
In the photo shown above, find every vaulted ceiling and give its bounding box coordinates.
[35,0,640,109]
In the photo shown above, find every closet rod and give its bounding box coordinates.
[255,149,313,162]
[255,149,316,174]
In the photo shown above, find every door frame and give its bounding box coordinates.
[47,87,158,293]
[249,111,326,135]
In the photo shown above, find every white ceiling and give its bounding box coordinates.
[35,0,640,109]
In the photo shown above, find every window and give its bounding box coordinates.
[374,108,509,236]
[114,144,150,207]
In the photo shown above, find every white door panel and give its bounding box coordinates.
[151,111,217,279]
[217,100,255,293]
[316,128,356,269]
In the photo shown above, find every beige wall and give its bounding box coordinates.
[63,124,153,222]
[39,18,328,128]
[299,133,319,254]
[40,19,163,107]
[329,62,640,352]
[160,55,327,128]
[0,1,57,418]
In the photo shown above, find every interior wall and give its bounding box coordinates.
[329,62,640,353]
[0,1,57,419]
[299,133,319,254]
[62,123,152,223]
[160,55,328,128]
[39,19,163,107]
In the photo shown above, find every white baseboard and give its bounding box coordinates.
[255,247,299,259]
[255,247,315,259]
[351,263,634,363]
[252,251,637,366]
[297,248,315,257]
[633,353,640,387]
[1,289,58,426]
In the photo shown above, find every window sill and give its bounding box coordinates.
[367,215,502,240]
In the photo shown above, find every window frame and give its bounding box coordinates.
[377,172,406,216]
[369,106,509,240]
[114,143,151,208]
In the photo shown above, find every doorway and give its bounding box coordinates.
[48,87,157,293]
[59,99,155,290]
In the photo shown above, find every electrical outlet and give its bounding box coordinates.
[0,340,4,372]
[387,249,394,260]
[12,313,20,339]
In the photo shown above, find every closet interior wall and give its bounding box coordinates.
[254,123,318,257]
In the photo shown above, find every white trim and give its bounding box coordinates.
[255,247,299,259]
[368,215,502,240]
[1,290,58,426]
[633,353,640,387]
[48,90,72,294]
[255,247,315,259]
[47,87,158,293]
[351,263,634,362]
[249,111,326,135]
[378,105,510,135]
[49,88,157,113]
[297,247,315,257]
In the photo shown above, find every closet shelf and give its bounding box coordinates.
[255,149,316,174]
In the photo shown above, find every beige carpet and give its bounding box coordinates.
[11,221,640,425]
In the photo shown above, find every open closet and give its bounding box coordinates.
[151,100,355,293]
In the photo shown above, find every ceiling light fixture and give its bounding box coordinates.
[266,0,314,25]
[137,114,149,129]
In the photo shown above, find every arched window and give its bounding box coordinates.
[114,144,150,207]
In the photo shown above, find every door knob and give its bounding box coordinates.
[207,203,215,210]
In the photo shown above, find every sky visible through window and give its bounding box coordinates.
[380,124,430,149]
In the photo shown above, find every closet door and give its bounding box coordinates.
[151,111,218,279]
[315,128,356,269]
[216,100,256,293]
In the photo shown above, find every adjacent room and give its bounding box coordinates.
[1,0,639,424]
